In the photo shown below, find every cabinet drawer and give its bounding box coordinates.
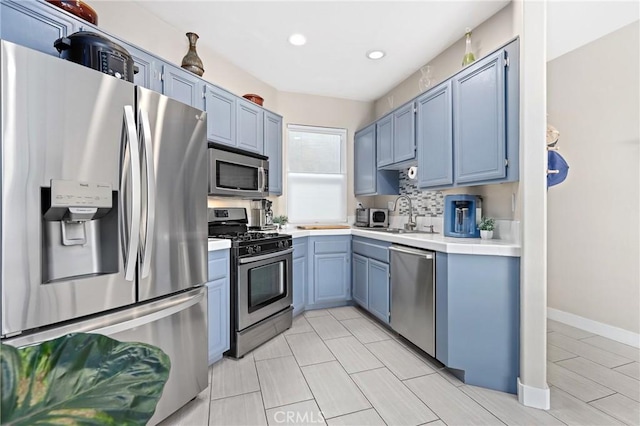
[293,239,307,258]
[314,240,349,254]
[208,250,229,281]
[352,240,390,264]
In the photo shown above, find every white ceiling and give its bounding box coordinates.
[135,1,639,102]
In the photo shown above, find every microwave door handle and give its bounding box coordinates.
[120,105,142,282]
[259,167,266,192]
[138,109,156,279]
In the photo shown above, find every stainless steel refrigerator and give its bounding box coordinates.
[1,40,208,424]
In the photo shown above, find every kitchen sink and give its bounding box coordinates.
[365,228,439,235]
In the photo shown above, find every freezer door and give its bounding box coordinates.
[136,87,208,301]
[2,287,209,425]
[1,41,137,336]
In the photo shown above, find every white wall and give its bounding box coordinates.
[547,21,640,334]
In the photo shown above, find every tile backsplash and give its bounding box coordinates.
[394,171,444,217]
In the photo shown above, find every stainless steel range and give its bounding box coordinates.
[208,208,293,358]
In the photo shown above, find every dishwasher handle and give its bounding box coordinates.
[389,245,434,259]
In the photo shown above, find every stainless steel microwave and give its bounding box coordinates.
[355,208,389,228]
[208,142,269,198]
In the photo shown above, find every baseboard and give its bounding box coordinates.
[547,307,640,348]
[517,378,550,409]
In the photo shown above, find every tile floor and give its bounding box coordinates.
[160,307,640,426]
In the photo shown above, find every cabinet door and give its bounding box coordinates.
[354,124,377,196]
[127,45,161,92]
[205,85,236,147]
[313,253,350,304]
[376,114,394,167]
[162,63,204,109]
[236,98,264,154]
[264,111,283,195]
[417,81,453,188]
[0,0,78,57]
[207,277,229,364]
[352,253,369,308]
[368,259,390,324]
[393,103,416,164]
[453,50,506,183]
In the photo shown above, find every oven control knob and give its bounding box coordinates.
[247,246,254,254]
[284,240,290,248]
[256,246,262,253]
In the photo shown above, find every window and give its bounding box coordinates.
[287,125,347,223]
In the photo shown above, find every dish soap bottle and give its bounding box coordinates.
[462,28,475,67]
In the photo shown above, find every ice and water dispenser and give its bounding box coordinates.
[41,179,118,283]
[443,194,482,238]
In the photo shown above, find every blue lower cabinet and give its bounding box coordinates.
[436,252,520,394]
[352,253,368,307]
[367,259,390,323]
[292,238,308,315]
[308,236,351,307]
[207,249,230,364]
[351,237,391,323]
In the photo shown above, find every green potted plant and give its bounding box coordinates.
[1,332,170,425]
[479,217,495,240]
[272,215,288,230]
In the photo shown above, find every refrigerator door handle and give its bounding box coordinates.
[121,105,142,282]
[138,109,156,279]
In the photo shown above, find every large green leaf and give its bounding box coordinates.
[0,332,171,425]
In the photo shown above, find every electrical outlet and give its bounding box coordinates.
[388,201,395,210]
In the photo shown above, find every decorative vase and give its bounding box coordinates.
[181,32,204,77]
[462,28,476,67]
[418,65,434,92]
[480,230,493,240]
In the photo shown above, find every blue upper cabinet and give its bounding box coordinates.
[376,114,394,168]
[126,44,161,92]
[264,111,283,195]
[392,103,416,164]
[354,124,399,196]
[416,40,520,189]
[162,63,204,110]
[417,81,453,188]
[453,49,506,184]
[236,97,264,154]
[0,0,78,57]
[376,103,416,170]
[205,84,236,147]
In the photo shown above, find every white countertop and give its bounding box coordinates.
[284,227,520,257]
[208,238,231,251]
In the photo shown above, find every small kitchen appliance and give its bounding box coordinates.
[444,195,482,238]
[355,208,389,228]
[208,142,269,198]
[54,31,136,82]
[249,199,276,231]
[208,208,293,358]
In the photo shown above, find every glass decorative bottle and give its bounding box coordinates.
[181,32,205,77]
[462,28,476,67]
[418,65,434,92]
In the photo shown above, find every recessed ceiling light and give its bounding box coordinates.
[367,50,385,60]
[288,33,307,46]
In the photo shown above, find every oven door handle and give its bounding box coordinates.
[238,248,294,264]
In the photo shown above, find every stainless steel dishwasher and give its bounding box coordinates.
[390,245,436,357]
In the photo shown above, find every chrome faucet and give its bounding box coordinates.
[392,195,416,230]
